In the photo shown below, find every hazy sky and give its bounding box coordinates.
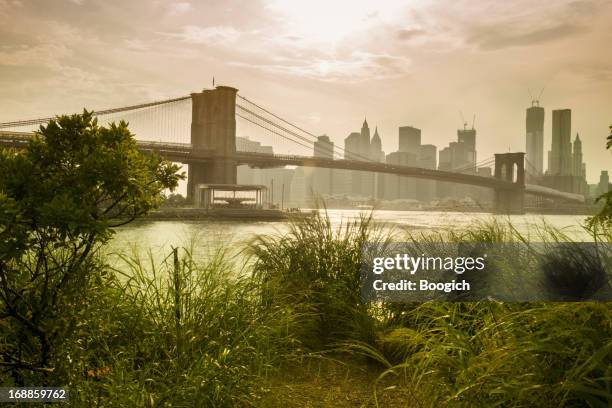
[1,0,611,182]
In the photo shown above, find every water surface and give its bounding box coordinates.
[105,210,591,266]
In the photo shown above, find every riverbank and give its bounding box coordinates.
[5,212,611,406]
[148,207,313,221]
[150,205,596,222]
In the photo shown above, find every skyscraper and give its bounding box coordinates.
[437,146,453,198]
[310,135,334,196]
[344,132,361,160]
[542,113,589,195]
[457,127,476,167]
[360,119,375,197]
[549,109,572,175]
[436,124,477,200]
[370,127,385,198]
[398,126,421,154]
[417,144,437,169]
[344,132,363,196]
[526,103,545,176]
[383,151,417,200]
[370,127,384,161]
[572,133,585,178]
[417,144,437,203]
[236,136,274,185]
[314,134,334,159]
[597,171,610,197]
[360,118,371,158]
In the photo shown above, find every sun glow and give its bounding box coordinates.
[266,0,408,45]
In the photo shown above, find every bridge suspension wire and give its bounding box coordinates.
[449,156,495,174]
[235,107,376,161]
[236,100,340,158]
[236,94,374,162]
[236,95,505,182]
[524,158,542,177]
[237,99,370,162]
[0,95,193,145]
[0,95,191,130]
[96,97,192,144]
[236,110,317,153]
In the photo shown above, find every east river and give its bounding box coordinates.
[104,210,592,267]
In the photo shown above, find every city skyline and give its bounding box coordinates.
[1,0,611,183]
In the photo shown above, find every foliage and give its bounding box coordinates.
[589,124,612,228]
[67,247,298,407]
[360,302,612,408]
[342,220,612,407]
[2,158,611,408]
[160,192,188,208]
[249,210,393,349]
[0,111,182,383]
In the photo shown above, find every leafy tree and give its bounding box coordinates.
[0,111,183,383]
[160,192,188,208]
[589,124,612,228]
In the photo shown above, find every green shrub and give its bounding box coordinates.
[0,111,180,385]
[249,209,393,349]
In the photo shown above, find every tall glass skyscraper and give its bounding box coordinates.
[526,103,544,175]
[549,109,572,175]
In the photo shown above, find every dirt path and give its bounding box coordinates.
[258,356,416,407]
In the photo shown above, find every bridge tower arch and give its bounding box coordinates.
[187,86,238,201]
[494,152,525,214]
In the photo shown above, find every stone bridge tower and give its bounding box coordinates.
[494,152,525,214]
[187,86,238,201]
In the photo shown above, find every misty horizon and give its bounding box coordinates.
[1,0,611,183]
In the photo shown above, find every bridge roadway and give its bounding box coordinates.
[0,131,584,203]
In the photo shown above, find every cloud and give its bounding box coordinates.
[0,0,22,19]
[123,38,150,51]
[166,1,192,16]
[566,61,612,84]
[396,28,424,41]
[454,0,602,51]
[0,43,72,70]
[468,23,587,50]
[231,51,412,82]
[163,25,241,44]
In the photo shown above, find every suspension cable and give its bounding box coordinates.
[0,95,191,129]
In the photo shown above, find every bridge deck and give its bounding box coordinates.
[0,132,583,203]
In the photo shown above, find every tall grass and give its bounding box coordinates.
[349,220,612,407]
[66,245,299,407]
[366,301,612,407]
[2,210,610,407]
[249,210,395,349]
[245,211,612,406]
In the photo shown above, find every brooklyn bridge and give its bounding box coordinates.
[0,85,584,214]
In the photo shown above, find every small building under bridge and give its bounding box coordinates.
[194,183,267,210]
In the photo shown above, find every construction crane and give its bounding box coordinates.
[528,87,545,107]
[459,111,476,130]
[459,111,468,130]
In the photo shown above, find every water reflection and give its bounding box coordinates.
[104,210,591,267]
